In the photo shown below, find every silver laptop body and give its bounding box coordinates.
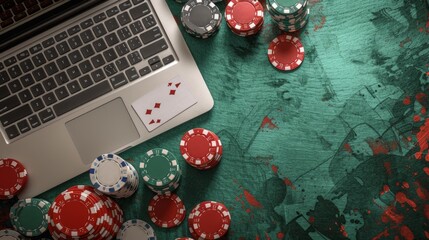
[0,0,213,198]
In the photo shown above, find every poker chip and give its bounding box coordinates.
[148,193,186,228]
[117,219,156,240]
[9,198,50,237]
[188,201,231,239]
[0,158,28,199]
[0,229,25,239]
[267,0,310,32]
[89,153,139,198]
[225,0,264,37]
[180,128,223,170]
[175,238,195,240]
[139,148,182,194]
[267,34,305,71]
[47,185,123,240]
[181,0,222,39]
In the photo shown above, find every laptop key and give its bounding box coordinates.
[93,38,107,52]
[42,77,57,91]
[139,66,151,77]
[20,74,34,87]
[105,18,119,32]
[14,11,27,21]
[106,6,119,17]
[115,43,129,56]
[130,3,150,20]
[125,67,139,82]
[44,47,58,61]
[32,68,47,82]
[8,80,22,93]
[93,12,106,23]
[68,35,83,49]
[67,66,81,80]
[5,125,19,139]
[80,29,95,43]
[0,86,10,100]
[17,119,31,134]
[110,72,127,89]
[119,1,132,11]
[140,27,161,44]
[117,26,131,41]
[42,92,57,106]
[91,54,105,68]
[30,44,43,54]
[150,61,163,71]
[32,53,46,67]
[53,80,112,116]
[27,5,40,15]
[103,49,117,62]
[103,63,117,77]
[115,57,129,71]
[127,51,142,65]
[91,69,106,83]
[54,31,68,42]
[30,83,44,97]
[0,104,32,127]
[4,56,16,66]
[67,81,81,94]
[80,18,94,29]
[93,23,107,38]
[54,86,69,100]
[79,60,93,74]
[132,0,144,4]
[30,98,44,112]
[39,108,55,123]
[117,12,131,26]
[127,36,142,50]
[79,75,93,88]
[142,15,156,29]
[130,21,144,35]
[68,50,83,64]
[67,25,81,36]
[57,41,71,55]
[42,37,55,48]
[81,44,95,58]
[162,55,175,65]
[20,59,34,72]
[18,89,32,103]
[0,10,12,21]
[148,56,160,65]
[8,65,22,78]
[56,56,71,70]
[140,38,167,59]
[1,18,13,28]
[54,72,69,85]
[28,115,41,128]
[44,62,59,75]
[17,50,29,60]
[0,95,20,114]
[0,71,10,84]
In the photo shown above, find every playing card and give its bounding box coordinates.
[132,76,198,132]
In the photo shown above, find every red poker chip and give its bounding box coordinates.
[225,0,264,36]
[180,128,220,167]
[188,201,231,239]
[0,158,28,199]
[148,193,186,228]
[268,34,305,71]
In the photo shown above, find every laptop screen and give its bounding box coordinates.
[0,0,104,53]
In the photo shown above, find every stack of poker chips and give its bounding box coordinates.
[89,153,139,198]
[0,158,28,199]
[9,198,51,237]
[181,0,222,39]
[225,0,264,37]
[266,0,310,32]
[180,128,223,170]
[139,148,182,194]
[116,219,156,240]
[0,229,25,239]
[48,185,123,240]
[188,201,231,239]
[148,193,186,228]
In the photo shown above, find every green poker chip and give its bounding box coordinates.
[268,0,307,15]
[267,0,310,32]
[139,148,181,191]
[9,198,51,237]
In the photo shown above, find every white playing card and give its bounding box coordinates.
[131,76,198,132]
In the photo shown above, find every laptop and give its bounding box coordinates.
[0,0,214,198]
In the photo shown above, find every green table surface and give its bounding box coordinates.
[2,0,429,239]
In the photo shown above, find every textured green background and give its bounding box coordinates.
[2,0,429,239]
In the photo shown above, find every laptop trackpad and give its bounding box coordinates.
[65,98,140,164]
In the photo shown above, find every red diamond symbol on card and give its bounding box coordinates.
[156,119,161,123]
[169,90,176,95]
[146,109,152,115]
[175,83,181,88]
[154,103,161,108]
[149,120,155,124]
[168,82,172,86]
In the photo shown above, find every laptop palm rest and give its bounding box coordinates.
[65,98,140,164]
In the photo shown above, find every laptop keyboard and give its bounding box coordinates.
[0,0,66,31]
[0,0,175,141]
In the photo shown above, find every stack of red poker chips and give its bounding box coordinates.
[225,0,264,37]
[0,158,28,200]
[180,128,223,170]
[47,185,123,240]
[148,193,186,228]
[188,201,231,239]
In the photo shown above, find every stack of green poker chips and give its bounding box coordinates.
[9,198,51,237]
[266,0,310,32]
[139,148,182,194]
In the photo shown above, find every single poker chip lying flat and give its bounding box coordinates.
[181,0,222,39]
[268,34,305,71]
[9,198,50,237]
[188,201,231,239]
[0,158,28,199]
[225,0,264,36]
[148,193,186,228]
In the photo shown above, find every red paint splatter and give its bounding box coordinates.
[309,216,315,223]
[400,226,414,240]
[424,167,429,176]
[343,143,352,153]
[381,206,404,224]
[421,107,427,115]
[415,182,429,201]
[414,115,421,122]
[372,228,390,240]
[395,192,417,210]
[414,118,429,160]
[243,190,263,208]
[416,92,427,104]
[283,177,296,190]
[340,225,348,237]
[381,185,390,195]
[314,16,326,31]
[403,96,411,105]
[276,232,285,239]
[260,116,278,129]
[424,205,429,219]
[402,182,409,189]
[384,162,392,175]
[366,138,390,155]
[271,165,279,174]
